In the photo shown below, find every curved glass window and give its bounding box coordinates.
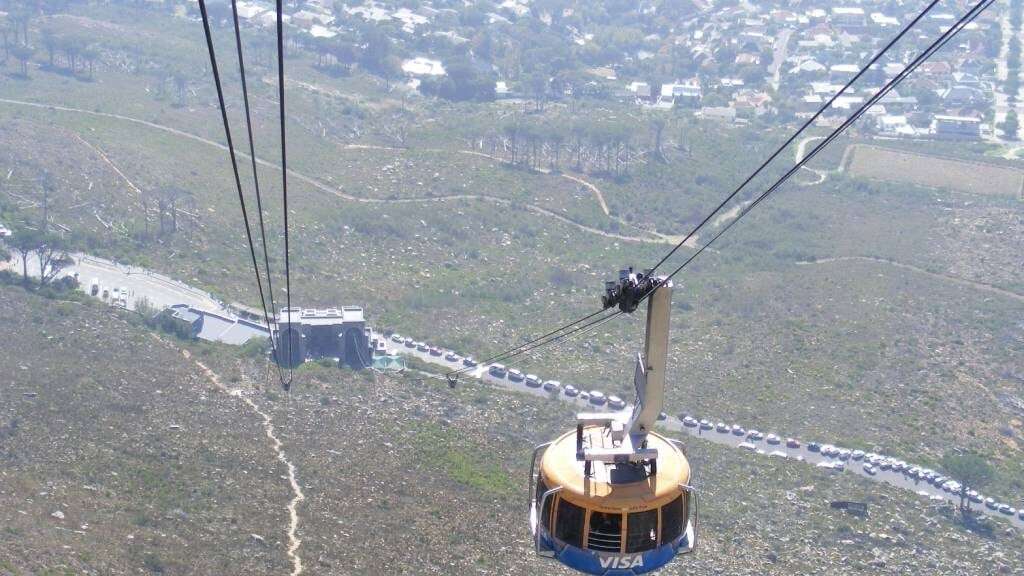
[554,499,585,548]
[587,511,622,552]
[626,509,658,552]
[660,495,686,544]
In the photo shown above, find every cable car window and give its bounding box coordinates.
[626,508,658,552]
[660,495,685,543]
[537,478,553,530]
[554,499,585,547]
[587,511,622,552]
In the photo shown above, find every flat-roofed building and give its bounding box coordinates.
[274,307,370,369]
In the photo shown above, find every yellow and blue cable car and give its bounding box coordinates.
[529,270,698,575]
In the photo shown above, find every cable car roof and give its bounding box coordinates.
[541,426,690,511]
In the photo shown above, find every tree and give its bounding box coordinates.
[6,226,43,286]
[648,113,667,162]
[10,43,32,77]
[36,233,71,285]
[1000,110,1020,141]
[941,450,994,519]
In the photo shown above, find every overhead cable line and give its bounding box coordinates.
[229,0,280,341]
[197,0,287,386]
[447,309,623,379]
[276,0,295,391]
[445,307,610,377]
[448,0,946,376]
[652,0,994,292]
[642,0,944,279]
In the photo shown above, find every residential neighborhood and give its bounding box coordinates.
[201,0,1022,143]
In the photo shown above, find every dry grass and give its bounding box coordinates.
[846,145,1024,198]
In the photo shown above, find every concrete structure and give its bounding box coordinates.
[275,307,370,369]
[933,114,981,140]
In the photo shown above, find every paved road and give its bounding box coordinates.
[5,252,226,313]
[390,341,1024,531]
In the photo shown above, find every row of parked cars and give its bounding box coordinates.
[388,332,654,415]
[391,331,1022,522]
[483,363,639,411]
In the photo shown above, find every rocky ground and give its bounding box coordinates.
[2,283,1022,576]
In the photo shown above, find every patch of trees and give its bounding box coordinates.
[40,26,99,77]
[3,224,73,288]
[420,58,496,102]
[467,113,679,177]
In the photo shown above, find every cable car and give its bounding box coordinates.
[529,270,698,575]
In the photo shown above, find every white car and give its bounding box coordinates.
[682,416,699,427]
[738,442,756,451]
[607,395,626,410]
[390,334,404,343]
[525,374,542,388]
[563,384,579,397]
[863,463,877,476]
[851,450,865,460]
[765,434,781,445]
[543,380,561,392]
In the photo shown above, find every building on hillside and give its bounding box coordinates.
[933,115,981,140]
[163,304,203,339]
[274,307,371,369]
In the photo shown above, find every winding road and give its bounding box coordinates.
[0,98,685,246]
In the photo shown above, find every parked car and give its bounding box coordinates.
[682,416,698,427]
[445,352,460,362]
[563,384,579,397]
[607,395,626,410]
[525,374,542,388]
[428,347,443,357]
[738,442,756,451]
[462,357,478,368]
[416,342,429,352]
[731,425,745,436]
[508,369,525,382]
[589,391,607,406]
[807,442,821,453]
[748,430,764,442]
[488,364,507,378]
[984,498,997,510]
[851,450,865,460]
[786,438,801,449]
[863,463,877,476]
[766,434,781,445]
[578,391,591,402]
[716,422,729,433]
[391,333,404,343]
[543,380,561,393]
[837,449,851,461]
[90,278,100,296]
[1018,509,1024,521]
[404,337,415,347]
[658,412,667,421]
[699,420,713,431]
